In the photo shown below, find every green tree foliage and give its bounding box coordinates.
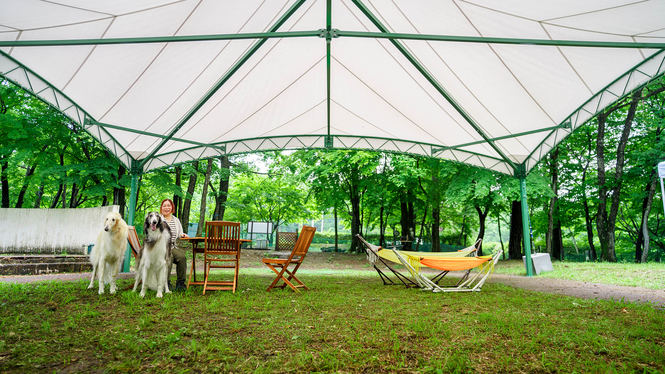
[4,75,665,264]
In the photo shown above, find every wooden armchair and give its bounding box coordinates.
[202,221,241,295]
[123,226,142,290]
[262,225,316,292]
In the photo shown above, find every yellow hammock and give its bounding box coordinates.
[377,247,480,273]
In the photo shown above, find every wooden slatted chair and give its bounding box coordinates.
[123,226,142,291]
[203,221,241,295]
[262,225,316,292]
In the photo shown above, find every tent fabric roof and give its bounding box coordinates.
[1,0,664,175]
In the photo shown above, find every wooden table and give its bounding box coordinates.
[180,237,251,287]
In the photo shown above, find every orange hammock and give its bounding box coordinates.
[419,255,492,272]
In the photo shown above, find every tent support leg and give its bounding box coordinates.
[519,173,534,277]
[123,167,139,273]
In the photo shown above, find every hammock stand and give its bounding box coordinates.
[356,234,419,288]
[389,247,503,293]
[356,235,481,288]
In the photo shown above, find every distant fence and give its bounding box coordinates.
[0,206,120,255]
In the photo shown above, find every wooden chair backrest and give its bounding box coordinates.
[288,225,316,261]
[205,221,241,253]
[127,226,141,258]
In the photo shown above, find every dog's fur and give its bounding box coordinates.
[133,212,172,298]
[88,212,129,294]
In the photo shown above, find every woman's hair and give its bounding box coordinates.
[160,198,176,215]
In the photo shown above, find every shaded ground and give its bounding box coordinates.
[2,249,663,307]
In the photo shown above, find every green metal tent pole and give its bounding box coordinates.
[518,169,534,277]
[123,166,140,273]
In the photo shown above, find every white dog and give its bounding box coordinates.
[133,212,172,298]
[88,212,129,294]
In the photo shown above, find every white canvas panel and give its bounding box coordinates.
[463,0,639,23]
[178,0,295,35]
[421,41,554,137]
[0,0,109,31]
[100,39,252,132]
[544,1,665,36]
[174,38,326,143]
[61,43,168,119]
[370,1,479,36]
[2,0,664,175]
[330,0,382,33]
[331,37,471,146]
[281,0,324,32]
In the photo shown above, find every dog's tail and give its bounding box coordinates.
[144,271,161,291]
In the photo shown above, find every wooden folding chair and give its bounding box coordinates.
[123,226,142,291]
[262,225,316,292]
[202,221,241,295]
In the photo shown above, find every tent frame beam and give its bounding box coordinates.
[3,30,665,50]
[138,0,307,168]
[352,0,518,172]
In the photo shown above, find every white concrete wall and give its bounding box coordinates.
[0,206,120,254]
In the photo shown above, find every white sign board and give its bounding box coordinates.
[247,221,273,234]
[659,161,665,178]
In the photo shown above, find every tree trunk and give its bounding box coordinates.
[15,164,37,208]
[34,185,44,208]
[400,192,411,250]
[180,161,199,234]
[349,183,362,253]
[552,224,564,260]
[475,205,489,256]
[508,200,523,260]
[597,89,641,262]
[596,111,610,261]
[606,91,640,262]
[196,159,213,237]
[113,165,126,218]
[173,166,182,217]
[546,148,557,255]
[637,172,658,263]
[459,206,468,247]
[213,156,231,220]
[50,184,63,209]
[68,182,79,208]
[415,204,428,251]
[431,205,441,252]
[497,212,506,259]
[61,183,67,209]
[334,205,339,252]
[1,159,9,208]
[379,205,386,248]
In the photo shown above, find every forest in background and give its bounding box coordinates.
[2,77,665,263]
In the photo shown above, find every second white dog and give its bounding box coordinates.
[133,212,172,298]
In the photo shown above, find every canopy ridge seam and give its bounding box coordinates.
[540,23,594,95]
[183,0,317,142]
[353,0,519,172]
[210,55,325,143]
[330,99,397,138]
[382,2,489,144]
[331,55,442,143]
[138,0,306,169]
[62,16,115,92]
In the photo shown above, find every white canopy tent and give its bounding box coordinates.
[2,0,665,275]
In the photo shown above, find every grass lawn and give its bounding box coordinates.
[494,259,665,290]
[1,268,664,373]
